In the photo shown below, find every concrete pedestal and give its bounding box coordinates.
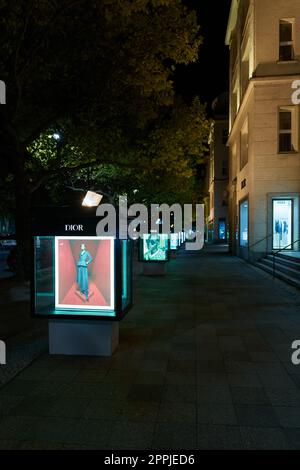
[142,262,167,276]
[49,319,119,356]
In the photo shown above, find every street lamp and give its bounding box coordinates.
[82,190,103,207]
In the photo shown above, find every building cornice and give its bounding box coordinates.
[227,74,300,144]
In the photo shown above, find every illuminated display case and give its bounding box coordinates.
[139,233,170,262]
[170,233,179,250]
[32,216,132,320]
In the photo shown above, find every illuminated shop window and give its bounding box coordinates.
[239,200,248,247]
[218,219,226,241]
[272,199,293,250]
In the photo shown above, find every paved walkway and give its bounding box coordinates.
[1,245,300,450]
[0,277,47,387]
[0,278,44,340]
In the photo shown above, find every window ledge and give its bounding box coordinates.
[278,150,298,155]
[277,60,298,64]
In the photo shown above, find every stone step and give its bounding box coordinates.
[259,257,300,280]
[255,260,300,289]
[277,252,300,264]
[265,254,300,272]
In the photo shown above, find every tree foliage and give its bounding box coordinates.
[0,0,209,276]
[28,97,209,205]
[0,0,202,152]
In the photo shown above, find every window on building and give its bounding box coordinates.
[211,191,214,211]
[241,39,251,98]
[222,130,228,145]
[210,153,214,183]
[231,75,239,125]
[279,20,294,61]
[231,143,237,182]
[241,0,250,33]
[231,91,237,125]
[278,107,298,152]
[241,56,250,98]
[230,36,237,80]
[240,118,248,169]
[239,199,248,247]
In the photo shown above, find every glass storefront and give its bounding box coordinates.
[218,219,226,241]
[272,199,293,250]
[239,200,248,247]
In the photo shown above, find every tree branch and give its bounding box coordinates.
[29,158,139,194]
[65,185,112,200]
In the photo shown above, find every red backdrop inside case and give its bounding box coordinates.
[57,238,112,307]
[91,240,111,304]
[58,239,77,301]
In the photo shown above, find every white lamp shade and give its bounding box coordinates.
[82,191,103,207]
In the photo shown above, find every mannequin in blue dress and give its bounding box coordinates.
[77,243,93,301]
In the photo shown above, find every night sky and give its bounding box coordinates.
[175,0,232,113]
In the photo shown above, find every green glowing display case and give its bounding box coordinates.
[139,233,169,262]
[170,233,179,250]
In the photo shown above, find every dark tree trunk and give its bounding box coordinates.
[0,112,31,280]
[14,151,31,281]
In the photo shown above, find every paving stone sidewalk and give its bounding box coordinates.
[1,245,300,450]
[0,277,48,387]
